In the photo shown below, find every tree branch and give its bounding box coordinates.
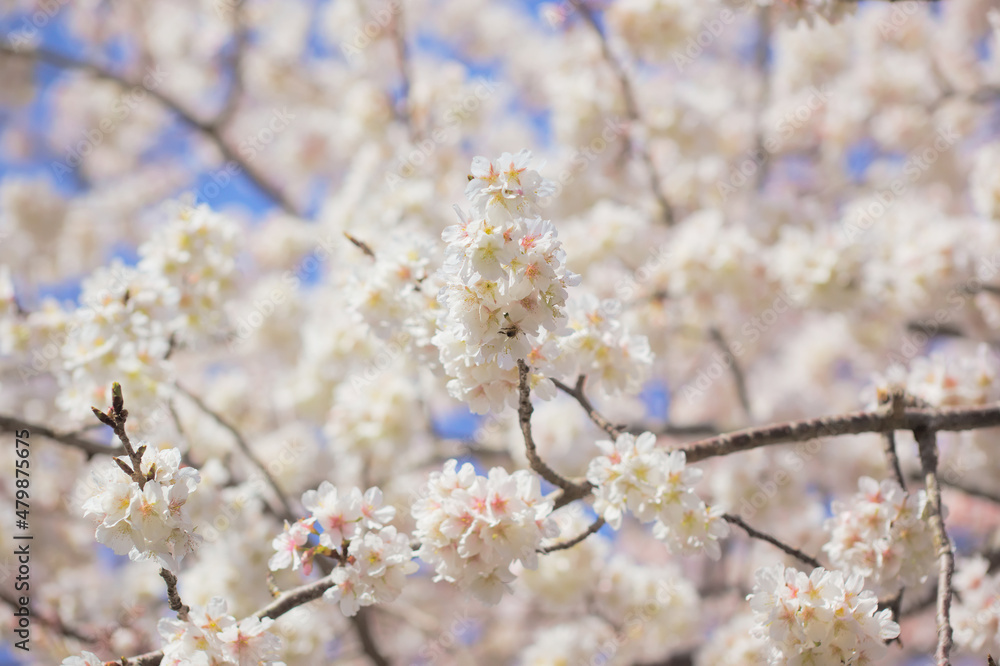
[0,44,301,217]
[517,361,592,508]
[707,326,751,419]
[159,568,190,622]
[569,0,674,226]
[551,375,624,438]
[723,513,821,570]
[539,517,605,554]
[0,413,123,458]
[914,426,954,666]
[351,608,391,666]
[174,383,296,523]
[680,401,1000,464]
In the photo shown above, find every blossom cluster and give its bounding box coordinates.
[869,344,1000,408]
[156,597,286,665]
[952,556,1000,655]
[432,150,582,413]
[822,476,935,597]
[269,483,416,617]
[557,294,654,397]
[587,431,728,559]
[2,203,242,424]
[81,446,201,572]
[412,459,557,603]
[747,564,900,664]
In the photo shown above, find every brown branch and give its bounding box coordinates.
[389,5,417,142]
[0,44,301,217]
[517,361,592,508]
[174,383,296,523]
[0,414,123,458]
[751,5,772,193]
[680,401,1000,464]
[0,587,99,646]
[92,383,149,488]
[344,232,376,259]
[879,388,907,491]
[569,0,674,226]
[539,517,605,553]
[351,608,391,666]
[119,573,343,665]
[212,2,245,129]
[707,326,751,419]
[915,427,954,666]
[723,513,821,570]
[937,478,1000,505]
[551,375,624,437]
[158,568,189,622]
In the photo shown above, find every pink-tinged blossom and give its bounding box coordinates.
[587,431,727,559]
[748,564,899,664]
[412,460,557,604]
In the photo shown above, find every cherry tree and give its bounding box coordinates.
[2,0,1000,664]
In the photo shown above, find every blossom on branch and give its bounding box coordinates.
[412,459,558,603]
[587,431,728,559]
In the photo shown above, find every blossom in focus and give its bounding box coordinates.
[80,446,201,572]
[587,431,728,559]
[412,460,558,604]
[823,476,935,597]
[747,564,899,664]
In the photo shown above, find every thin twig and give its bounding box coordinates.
[723,513,821,570]
[212,3,245,129]
[570,0,674,226]
[751,5,772,193]
[389,5,417,142]
[539,517,605,553]
[914,426,954,666]
[517,361,592,508]
[707,326,751,419]
[92,383,149,488]
[936,478,1000,505]
[344,232,376,259]
[351,608,391,666]
[0,413,123,458]
[878,388,907,491]
[0,44,301,217]
[551,375,624,438]
[174,383,296,523]
[120,572,344,665]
